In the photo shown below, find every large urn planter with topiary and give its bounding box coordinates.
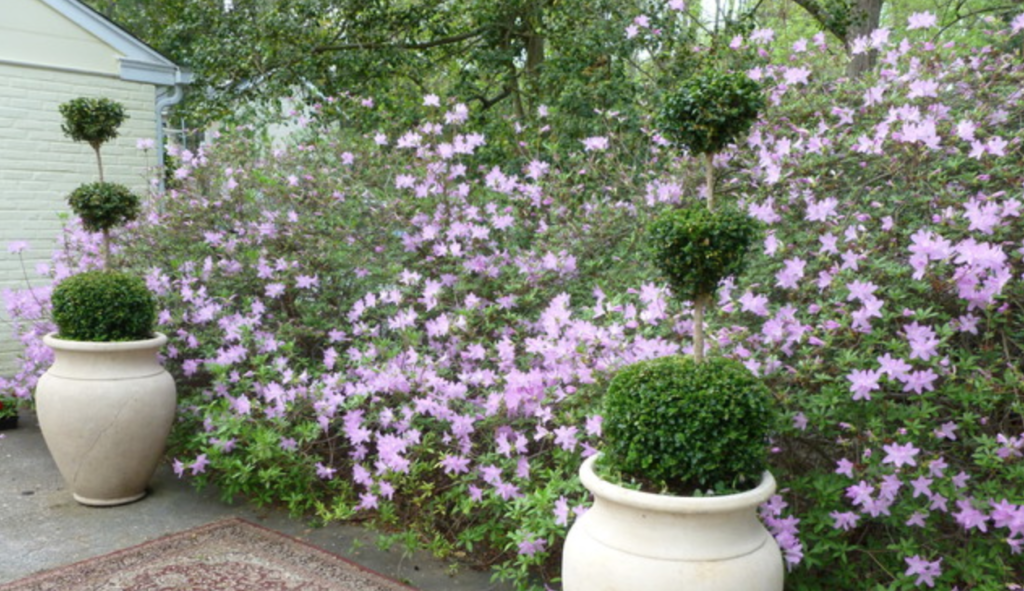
[36,331,176,506]
[34,98,175,506]
[564,71,779,588]
[561,357,783,591]
[36,270,175,506]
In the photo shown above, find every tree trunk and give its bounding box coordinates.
[844,0,883,78]
[92,144,104,182]
[525,32,545,82]
[523,31,545,115]
[102,228,111,269]
[693,295,708,364]
[789,0,885,78]
[705,153,715,211]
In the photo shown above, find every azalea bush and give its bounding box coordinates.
[3,10,1024,591]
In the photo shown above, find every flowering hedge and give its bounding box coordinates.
[5,11,1024,590]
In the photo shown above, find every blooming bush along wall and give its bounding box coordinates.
[5,13,1024,590]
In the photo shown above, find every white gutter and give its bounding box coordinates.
[154,69,193,192]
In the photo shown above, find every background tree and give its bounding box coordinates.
[82,0,702,145]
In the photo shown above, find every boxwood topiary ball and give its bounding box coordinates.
[659,70,764,156]
[58,97,128,149]
[51,271,156,342]
[648,205,760,303]
[603,355,774,493]
[67,182,141,233]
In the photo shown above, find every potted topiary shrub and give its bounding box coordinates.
[562,357,782,591]
[562,68,780,590]
[35,271,176,506]
[34,98,175,506]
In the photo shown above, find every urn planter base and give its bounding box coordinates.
[562,454,784,591]
[36,333,176,507]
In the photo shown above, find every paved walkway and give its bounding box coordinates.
[0,413,513,590]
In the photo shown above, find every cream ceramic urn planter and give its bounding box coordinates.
[35,332,176,506]
[562,454,784,591]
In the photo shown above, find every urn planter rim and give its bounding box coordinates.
[43,331,167,351]
[580,453,777,513]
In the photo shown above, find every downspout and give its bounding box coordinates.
[155,69,190,192]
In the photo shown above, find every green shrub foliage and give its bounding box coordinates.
[648,205,760,302]
[58,97,128,149]
[67,182,141,233]
[603,355,774,492]
[51,271,155,342]
[659,70,764,156]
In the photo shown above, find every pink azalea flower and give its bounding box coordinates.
[847,369,881,401]
[907,12,938,30]
[904,555,942,587]
[882,442,919,468]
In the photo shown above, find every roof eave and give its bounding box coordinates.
[40,0,189,86]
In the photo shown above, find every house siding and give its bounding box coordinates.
[0,61,159,373]
[0,0,121,75]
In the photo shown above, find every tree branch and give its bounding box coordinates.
[788,0,847,42]
[469,88,513,110]
[934,4,1019,41]
[313,27,489,53]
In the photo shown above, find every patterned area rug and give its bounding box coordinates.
[0,518,416,591]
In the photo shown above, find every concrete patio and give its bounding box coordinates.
[0,412,513,590]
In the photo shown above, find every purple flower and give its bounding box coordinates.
[775,257,806,289]
[847,369,881,401]
[7,241,29,254]
[933,421,958,440]
[517,536,547,557]
[835,458,855,478]
[315,463,337,480]
[553,496,571,527]
[901,369,938,394]
[581,136,609,152]
[190,454,210,475]
[909,476,932,498]
[882,442,919,468]
[553,425,579,451]
[904,555,942,587]
[907,11,937,30]
[440,454,471,475]
[845,280,878,302]
[953,498,989,532]
[905,511,928,527]
[904,321,939,361]
[877,353,911,380]
[739,291,770,316]
[829,511,859,531]
[356,492,378,510]
[845,481,874,506]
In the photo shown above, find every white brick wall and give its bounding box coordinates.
[0,62,159,373]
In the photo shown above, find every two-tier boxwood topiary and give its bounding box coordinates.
[659,69,764,210]
[50,270,155,342]
[58,97,138,269]
[601,355,775,494]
